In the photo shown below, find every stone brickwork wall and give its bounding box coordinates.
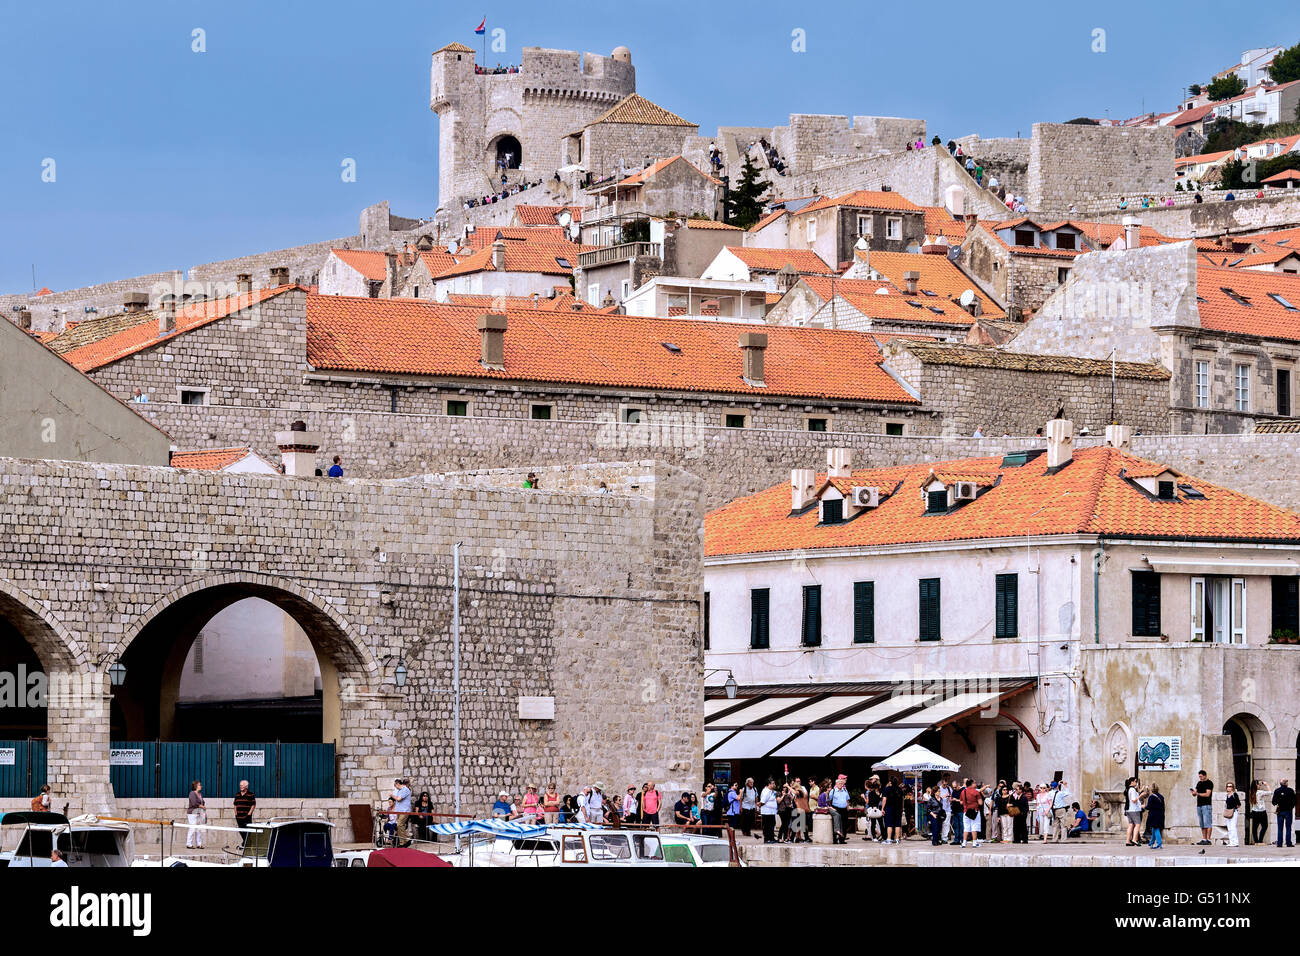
[1,270,183,334]
[0,455,702,815]
[955,135,1030,196]
[1027,123,1176,211]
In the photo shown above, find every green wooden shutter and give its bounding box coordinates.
[995,573,1018,638]
[1132,572,1161,637]
[802,585,822,646]
[919,578,941,641]
[750,588,770,649]
[853,581,875,644]
[1273,576,1299,635]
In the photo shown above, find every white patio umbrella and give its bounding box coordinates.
[873,744,962,834]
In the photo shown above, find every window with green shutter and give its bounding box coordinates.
[1131,571,1161,637]
[926,490,947,514]
[802,585,822,646]
[853,581,874,644]
[750,588,770,649]
[995,573,1018,638]
[919,578,941,641]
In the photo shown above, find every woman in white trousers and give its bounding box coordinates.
[186,780,207,849]
[1223,782,1241,847]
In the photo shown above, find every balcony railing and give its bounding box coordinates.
[578,242,662,268]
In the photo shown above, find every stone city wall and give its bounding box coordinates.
[1027,122,1176,212]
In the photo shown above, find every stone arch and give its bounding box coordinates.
[108,572,381,743]
[1222,706,1273,794]
[487,131,523,171]
[1220,702,1275,748]
[0,576,84,671]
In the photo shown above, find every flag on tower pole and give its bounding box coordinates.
[474,17,485,34]
[475,16,485,67]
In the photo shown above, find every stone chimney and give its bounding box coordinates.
[739,332,767,384]
[491,239,507,271]
[157,296,177,335]
[236,273,253,294]
[827,448,852,479]
[122,292,149,313]
[1105,423,1132,449]
[791,468,817,511]
[478,313,507,368]
[903,270,920,295]
[1122,216,1141,251]
[602,291,617,309]
[17,310,32,331]
[775,263,798,293]
[269,266,290,286]
[1045,419,1073,469]
[275,419,323,477]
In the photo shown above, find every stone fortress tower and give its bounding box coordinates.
[430,42,637,212]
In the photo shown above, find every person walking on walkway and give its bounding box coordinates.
[1248,780,1269,845]
[1191,770,1215,845]
[186,780,206,849]
[1223,782,1241,847]
[1050,780,1072,843]
[1123,776,1143,846]
[233,780,256,847]
[1145,785,1166,849]
[1272,778,1296,847]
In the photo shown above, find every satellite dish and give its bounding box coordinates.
[569,223,581,240]
[959,289,976,308]
[874,287,890,295]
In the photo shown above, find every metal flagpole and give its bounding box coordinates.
[453,541,463,850]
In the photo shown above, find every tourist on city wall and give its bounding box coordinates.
[790,779,809,843]
[413,790,434,841]
[829,775,852,845]
[726,783,742,831]
[1191,770,1215,845]
[1272,777,1296,847]
[1145,785,1166,849]
[234,779,256,847]
[185,780,206,850]
[1223,782,1241,847]
[542,783,561,825]
[1248,780,1269,844]
[740,778,758,836]
[759,777,780,844]
[328,455,344,478]
[1123,776,1143,846]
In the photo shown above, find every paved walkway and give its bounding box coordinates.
[739,833,1300,867]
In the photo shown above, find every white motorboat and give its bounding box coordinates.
[0,812,135,867]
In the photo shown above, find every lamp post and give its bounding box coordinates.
[704,668,738,699]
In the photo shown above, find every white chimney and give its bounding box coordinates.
[275,420,323,477]
[827,448,852,479]
[492,239,507,271]
[1105,423,1132,449]
[903,271,920,295]
[944,184,965,217]
[1045,419,1074,468]
[157,296,176,335]
[1122,215,1141,251]
[791,468,817,511]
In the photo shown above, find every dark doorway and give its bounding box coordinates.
[996,729,1019,784]
[1223,717,1252,793]
[0,617,46,738]
[494,135,522,171]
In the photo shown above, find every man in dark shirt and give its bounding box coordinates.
[327,455,344,478]
[673,792,692,827]
[1273,778,1297,848]
[1190,771,1214,845]
[233,779,256,847]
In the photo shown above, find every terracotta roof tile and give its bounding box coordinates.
[801,190,922,214]
[514,204,584,225]
[585,93,695,128]
[749,209,788,233]
[171,447,259,471]
[800,276,975,325]
[304,294,918,404]
[617,155,719,187]
[683,218,742,230]
[436,236,588,279]
[331,249,390,282]
[724,246,835,275]
[705,446,1300,557]
[1197,266,1300,341]
[435,41,475,53]
[462,226,567,249]
[855,251,1003,318]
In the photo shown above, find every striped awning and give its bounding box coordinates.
[704,678,1035,761]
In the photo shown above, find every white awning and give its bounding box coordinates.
[914,690,1005,724]
[833,727,924,759]
[707,729,797,760]
[1145,557,1298,577]
[832,693,933,725]
[770,728,865,758]
[764,695,874,727]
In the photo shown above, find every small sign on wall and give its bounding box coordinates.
[1136,735,1181,771]
[109,749,144,766]
[518,696,556,720]
[0,748,15,766]
[233,750,266,767]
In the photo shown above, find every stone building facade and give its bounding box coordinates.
[0,455,703,815]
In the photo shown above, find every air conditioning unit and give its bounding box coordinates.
[954,482,978,501]
[851,486,880,508]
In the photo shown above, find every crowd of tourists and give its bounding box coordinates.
[462,177,543,210]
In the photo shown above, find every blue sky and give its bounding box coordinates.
[2,0,1297,293]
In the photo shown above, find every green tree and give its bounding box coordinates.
[725,155,771,229]
[1188,83,1202,95]
[1269,42,1300,84]
[1207,74,1246,101]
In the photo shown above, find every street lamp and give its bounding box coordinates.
[394,660,408,688]
[705,668,738,699]
[108,660,126,687]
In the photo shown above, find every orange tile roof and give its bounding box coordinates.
[923,206,969,242]
[855,251,1004,318]
[171,447,259,471]
[1263,169,1300,183]
[331,249,390,282]
[800,276,975,325]
[440,292,599,312]
[617,155,720,187]
[585,93,695,128]
[305,294,918,404]
[514,204,584,225]
[435,41,475,53]
[749,209,788,233]
[683,218,742,230]
[58,286,298,372]
[1197,266,1300,342]
[417,249,466,278]
[723,246,835,275]
[979,221,1080,258]
[705,446,1300,557]
[436,237,588,279]
[462,226,568,249]
[800,189,922,214]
